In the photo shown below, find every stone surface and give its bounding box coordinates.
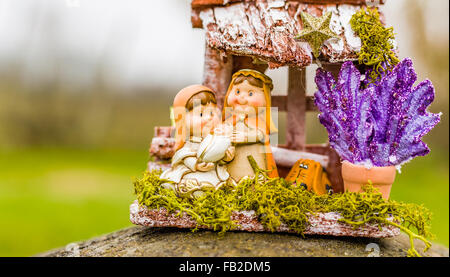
[37,226,448,257]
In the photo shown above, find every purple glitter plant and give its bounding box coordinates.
[314,58,441,167]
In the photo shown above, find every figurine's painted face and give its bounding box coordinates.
[227,80,266,115]
[186,102,220,138]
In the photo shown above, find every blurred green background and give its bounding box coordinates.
[0,0,448,256]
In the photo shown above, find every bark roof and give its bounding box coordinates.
[191,0,386,68]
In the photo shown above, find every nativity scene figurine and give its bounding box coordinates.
[130,0,441,257]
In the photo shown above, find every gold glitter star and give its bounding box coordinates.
[295,12,339,59]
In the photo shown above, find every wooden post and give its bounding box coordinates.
[202,45,233,109]
[286,67,306,151]
[322,62,342,80]
[232,55,268,74]
[311,62,344,193]
[306,145,344,193]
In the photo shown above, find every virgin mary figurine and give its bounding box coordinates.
[217,69,279,182]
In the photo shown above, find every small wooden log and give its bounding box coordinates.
[153,126,174,138]
[203,45,234,109]
[286,67,307,150]
[149,137,175,160]
[149,127,175,160]
[272,146,329,168]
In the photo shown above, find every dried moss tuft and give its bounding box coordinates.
[133,166,433,257]
[350,7,399,82]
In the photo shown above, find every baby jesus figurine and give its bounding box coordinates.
[160,85,236,199]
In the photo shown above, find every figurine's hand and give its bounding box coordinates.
[231,131,247,143]
[247,129,265,143]
[196,162,215,172]
[213,126,225,136]
[214,124,233,137]
[222,146,235,162]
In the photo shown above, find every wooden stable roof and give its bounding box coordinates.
[192,0,384,8]
[191,0,385,68]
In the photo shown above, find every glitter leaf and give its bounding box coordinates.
[315,58,441,166]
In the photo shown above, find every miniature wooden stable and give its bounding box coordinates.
[149,0,387,193]
[136,0,402,239]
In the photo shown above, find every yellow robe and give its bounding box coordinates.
[223,115,278,181]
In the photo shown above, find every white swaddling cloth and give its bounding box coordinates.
[197,134,231,163]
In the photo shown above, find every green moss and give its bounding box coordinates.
[350,7,399,82]
[133,163,433,257]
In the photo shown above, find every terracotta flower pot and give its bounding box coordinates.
[341,161,396,200]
